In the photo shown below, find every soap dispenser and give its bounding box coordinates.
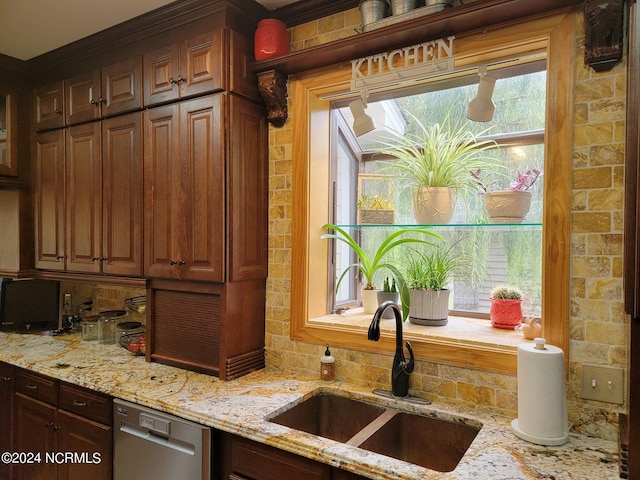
[320,344,335,381]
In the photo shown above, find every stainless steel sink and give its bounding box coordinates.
[269,392,482,472]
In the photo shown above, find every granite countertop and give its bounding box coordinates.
[0,332,620,480]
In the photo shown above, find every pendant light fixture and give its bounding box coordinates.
[466,66,496,122]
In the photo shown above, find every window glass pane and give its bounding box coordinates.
[331,65,546,318]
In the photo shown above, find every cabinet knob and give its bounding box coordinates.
[177,260,185,265]
[177,75,186,84]
[2,376,11,382]
[92,257,100,262]
[90,97,105,106]
[56,255,64,261]
[54,109,62,115]
[169,77,178,85]
[45,422,54,429]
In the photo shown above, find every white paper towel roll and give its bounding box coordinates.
[511,337,569,446]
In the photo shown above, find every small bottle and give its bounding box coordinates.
[320,344,335,382]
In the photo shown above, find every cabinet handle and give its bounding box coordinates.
[2,377,11,382]
[45,422,54,428]
[54,109,62,115]
[72,400,88,407]
[90,97,105,106]
[56,255,64,260]
[177,260,185,265]
[177,75,186,84]
[25,383,38,390]
[100,257,107,262]
[169,77,179,85]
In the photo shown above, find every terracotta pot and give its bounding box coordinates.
[413,187,456,225]
[490,298,523,329]
[254,19,290,61]
[483,190,532,224]
[408,289,449,326]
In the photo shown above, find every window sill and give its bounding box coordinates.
[310,309,530,352]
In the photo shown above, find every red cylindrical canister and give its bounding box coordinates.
[254,19,290,60]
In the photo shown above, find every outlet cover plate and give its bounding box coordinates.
[582,365,624,404]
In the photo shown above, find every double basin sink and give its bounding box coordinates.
[269,391,482,473]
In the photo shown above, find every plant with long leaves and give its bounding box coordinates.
[378,112,500,198]
[322,223,441,319]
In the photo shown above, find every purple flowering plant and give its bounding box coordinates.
[470,168,542,194]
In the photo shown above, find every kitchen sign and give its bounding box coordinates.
[350,35,456,91]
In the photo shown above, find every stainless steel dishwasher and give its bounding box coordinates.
[113,398,211,480]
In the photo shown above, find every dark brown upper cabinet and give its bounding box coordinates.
[0,92,18,177]
[143,29,224,107]
[65,57,142,126]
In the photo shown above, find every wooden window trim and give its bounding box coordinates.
[290,12,574,374]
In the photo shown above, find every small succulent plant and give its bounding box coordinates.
[490,285,523,300]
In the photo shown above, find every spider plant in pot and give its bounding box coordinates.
[321,224,440,315]
[379,113,498,225]
[489,285,524,329]
[403,241,470,326]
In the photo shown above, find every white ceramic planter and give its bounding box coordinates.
[413,187,456,225]
[483,190,532,223]
[361,288,380,314]
[408,289,450,326]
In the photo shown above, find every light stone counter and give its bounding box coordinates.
[0,332,620,480]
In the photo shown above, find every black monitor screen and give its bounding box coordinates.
[0,279,60,331]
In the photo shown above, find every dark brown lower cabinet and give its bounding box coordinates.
[0,363,14,480]
[220,432,369,480]
[12,369,112,480]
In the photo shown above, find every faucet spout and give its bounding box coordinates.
[369,301,415,397]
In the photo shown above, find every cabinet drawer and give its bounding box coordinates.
[229,435,330,480]
[15,370,58,405]
[59,383,111,425]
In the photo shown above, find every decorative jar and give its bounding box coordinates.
[254,19,289,60]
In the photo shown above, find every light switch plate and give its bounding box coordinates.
[582,365,624,404]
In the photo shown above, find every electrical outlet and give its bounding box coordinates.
[582,365,624,404]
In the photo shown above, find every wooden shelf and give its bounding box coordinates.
[251,0,583,76]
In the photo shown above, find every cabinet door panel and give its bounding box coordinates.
[143,44,180,106]
[34,130,65,270]
[229,96,268,281]
[180,29,224,99]
[65,70,101,125]
[57,410,112,480]
[181,95,224,282]
[13,393,57,480]
[102,113,143,276]
[102,57,142,117]
[34,81,64,131]
[0,364,13,480]
[144,104,180,278]
[66,123,102,273]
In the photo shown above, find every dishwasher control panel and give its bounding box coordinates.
[140,413,170,435]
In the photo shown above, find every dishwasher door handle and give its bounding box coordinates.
[119,423,196,456]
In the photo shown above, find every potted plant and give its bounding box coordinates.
[489,285,524,329]
[357,194,395,224]
[379,113,497,225]
[321,223,440,315]
[470,168,542,223]
[403,241,469,326]
[377,277,400,318]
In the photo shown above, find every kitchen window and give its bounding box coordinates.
[290,12,573,373]
[329,64,545,319]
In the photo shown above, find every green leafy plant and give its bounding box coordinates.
[357,194,393,210]
[404,241,471,291]
[322,224,440,319]
[379,113,499,197]
[490,285,523,300]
